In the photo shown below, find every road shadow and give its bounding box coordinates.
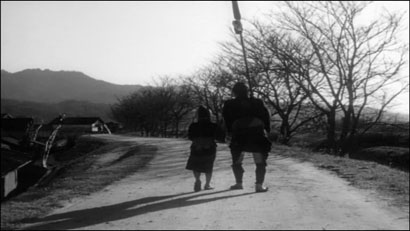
[22,189,254,230]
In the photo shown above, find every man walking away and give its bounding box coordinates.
[222,82,272,192]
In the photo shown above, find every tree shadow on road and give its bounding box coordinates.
[22,189,254,230]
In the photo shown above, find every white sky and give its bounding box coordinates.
[1,1,274,85]
[1,1,409,114]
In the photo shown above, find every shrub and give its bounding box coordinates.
[350,146,409,171]
[353,132,409,149]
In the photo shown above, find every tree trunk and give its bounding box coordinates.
[280,117,291,144]
[326,109,337,153]
[175,119,180,138]
[340,77,355,155]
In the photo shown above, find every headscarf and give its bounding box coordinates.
[197,105,211,121]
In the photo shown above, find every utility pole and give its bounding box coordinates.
[231,1,253,97]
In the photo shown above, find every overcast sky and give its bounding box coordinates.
[1,1,409,113]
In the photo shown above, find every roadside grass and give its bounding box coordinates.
[274,144,409,211]
[0,136,157,230]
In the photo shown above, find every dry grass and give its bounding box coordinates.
[274,144,409,210]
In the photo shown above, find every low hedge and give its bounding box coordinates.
[350,146,409,171]
[353,132,409,149]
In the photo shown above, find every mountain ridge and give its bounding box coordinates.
[1,69,143,104]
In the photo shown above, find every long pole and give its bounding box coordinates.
[239,31,252,97]
[232,1,253,97]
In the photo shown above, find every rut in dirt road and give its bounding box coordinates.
[21,135,409,230]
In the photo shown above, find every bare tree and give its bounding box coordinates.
[219,24,324,144]
[152,76,196,137]
[183,64,233,124]
[274,1,408,153]
[111,77,195,137]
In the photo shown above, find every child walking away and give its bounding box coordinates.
[186,106,225,192]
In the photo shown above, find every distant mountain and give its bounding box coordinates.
[1,69,142,104]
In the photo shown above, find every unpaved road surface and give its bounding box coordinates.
[22,135,409,230]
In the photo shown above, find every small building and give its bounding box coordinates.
[1,113,14,119]
[1,148,48,200]
[106,121,121,133]
[1,117,35,148]
[1,117,34,137]
[1,149,33,199]
[48,117,111,135]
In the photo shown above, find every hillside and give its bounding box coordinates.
[1,98,112,123]
[1,69,142,104]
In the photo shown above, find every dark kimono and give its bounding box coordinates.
[185,120,223,173]
[223,97,271,153]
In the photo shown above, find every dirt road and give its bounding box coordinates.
[22,135,409,230]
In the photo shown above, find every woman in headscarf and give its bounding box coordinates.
[185,105,224,192]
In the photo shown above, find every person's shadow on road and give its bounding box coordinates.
[22,189,255,230]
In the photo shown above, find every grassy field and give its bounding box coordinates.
[1,135,409,230]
